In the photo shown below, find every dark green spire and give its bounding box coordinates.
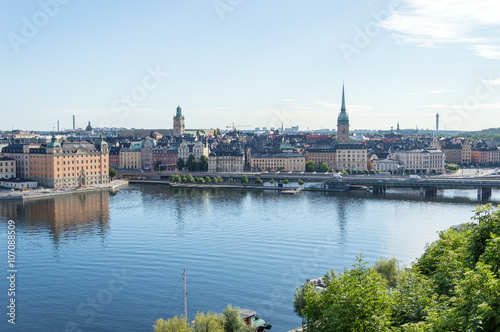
[341,84,346,113]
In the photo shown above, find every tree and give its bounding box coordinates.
[197,177,205,184]
[153,316,191,332]
[186,155,197,172]
[373,257,399,288]
[228,178,234,183]
[193,311,224,332]
[318,162,329,173]
[306,160,315,172]
[154,160,162,171]
[216,176,223,183]
[196,129,201,137]
[222,305,254,332]
[186,175,195,183]
[283,179,289,184]
[269,178,276,184]
[198,155,209,171]
[109,167,117,180]
[241,175,248,184]
[254,177,263,185]
[298,179,304,185]
[205,176,212,183]
[302,255,392,332]
[177,158,185,171]
[215,128,221,136]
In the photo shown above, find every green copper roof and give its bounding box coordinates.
[47,134,61,149]
[341,84,346,112]
[337,84,349,125]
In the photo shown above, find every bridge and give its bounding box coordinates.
[324,177,500,199]
[118,170,500,199]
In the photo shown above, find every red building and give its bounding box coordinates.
[109,147,121,168]
[152,147,178,170]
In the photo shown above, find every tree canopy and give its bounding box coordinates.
[296,204,500,331]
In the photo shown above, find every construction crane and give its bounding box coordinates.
[226,123,251,131]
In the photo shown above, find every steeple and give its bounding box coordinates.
[341,83,346,113]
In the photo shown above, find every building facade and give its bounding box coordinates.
[177,141,209,163]
[119,149,141,169]
[173,105,185,137]
[1,143,39,179]
[395,149,445,173]
[304,145,337,169]
[335,144,368,171]
[208,143,245,173]
[250,153,305,172]
[29,135,110,188]
[0,157,16,179]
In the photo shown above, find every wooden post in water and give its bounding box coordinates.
[184,267,188,322]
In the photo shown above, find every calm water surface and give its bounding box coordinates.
[1,184,499,331]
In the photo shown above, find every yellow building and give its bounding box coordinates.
[119,149,141,169]
[250,153,305,172]
[29,135,110,188]
[0,157,16,179]
[304,145,337,169]
[335,144,368,171]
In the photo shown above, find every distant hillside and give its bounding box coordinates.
[456,127,500,142]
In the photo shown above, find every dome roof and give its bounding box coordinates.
[85,121,93,131]
[47,134,61,149]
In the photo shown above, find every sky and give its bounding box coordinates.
[1,0,500,132]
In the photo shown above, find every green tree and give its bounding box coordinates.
[306,160,315,172]
[216,176,223,183]
[205,176,212,183]
[373,257,399,288]
[283,179,289,184]
[318,162,329,173]
[298,179,305,185]
[186,174,195,183]
[302,255,392,332]
[109,167,117,180]
[212,177,218,183]
[198,155,209,171]
[197,177,205,184]
[193,311,224,332]
[153,316,191,332]
[228,178,233,183]
[222,305,254,332]
[186,154,197,172]
[154,160,162,171]
[196,129,201,137]
[177,158,185,171]
[269,178,276,184]
[241,175,248,184]
[254,177,263,185]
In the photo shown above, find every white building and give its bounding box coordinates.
[0,178,37,189]
[178,141,209,163]
[395,149,445,173]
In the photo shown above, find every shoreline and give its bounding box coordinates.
[0,180,129,201]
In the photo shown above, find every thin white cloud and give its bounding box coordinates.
[426,89,453,94]
[380,0,500,58]
[485,77,500,85]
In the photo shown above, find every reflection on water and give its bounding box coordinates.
[0,191,110,246]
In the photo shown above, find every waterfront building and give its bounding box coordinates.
[28,135,110,188]
[249,153,305,172]
[173,105,185,137]
[0,156,16,179]
[0,178,37,189]
[177,141,209,163]
[1,143,39,179]
[152,146,178,171]
[304,145,337,169]
[208,143,245,173]
[367,152,399,172]
[442,139,471,165]
[119,149,141,169]
[336,85,350,143]
[336,144,368,171]
[395,149,445,173]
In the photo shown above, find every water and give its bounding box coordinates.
[1,185,499,331]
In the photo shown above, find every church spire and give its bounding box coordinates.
[341,83,346,113]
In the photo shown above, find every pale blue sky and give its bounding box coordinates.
[1,0,499,131]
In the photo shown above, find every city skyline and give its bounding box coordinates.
[2,0,500,132]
